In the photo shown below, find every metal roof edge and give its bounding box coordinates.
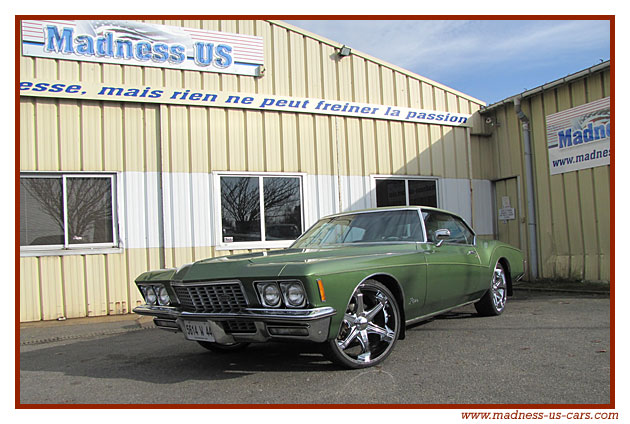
[267,19,487,106]
[479,60,610,114]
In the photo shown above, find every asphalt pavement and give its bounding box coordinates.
[19,285,611,405]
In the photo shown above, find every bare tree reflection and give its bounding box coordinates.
[221,177,301,241]
[21,178,113,245]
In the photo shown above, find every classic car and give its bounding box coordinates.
[133,206,525,369]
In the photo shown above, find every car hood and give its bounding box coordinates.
[176,244,418,281]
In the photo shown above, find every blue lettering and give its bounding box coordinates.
[45,26,74,54]
[96,33,114,57]
[194,42,214,66]
[49,83,65,93]
[148,90,163,98]
[169,45,185,64]
[116,39,133,59]
[32,82,49,92]
[152,43,169,63]
[135,41,152,61]
[558,129,572,148]
[583,123,594,143]
[594,124,606,140]
[573,130,583,145]
[75,35,94,56]
[214,44,233,68]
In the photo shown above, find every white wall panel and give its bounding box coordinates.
[120,172,162,249]
[441,178,472,225]
[472,179,494,236]
[190,173,215,248]
[162,172,193,249]
[304,174,339,228]
[340,175,373,212]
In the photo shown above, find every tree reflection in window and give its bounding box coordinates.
[220,176,302,243]
[20,176,114,247]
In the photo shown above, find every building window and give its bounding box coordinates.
[20,174,117,249]
[219,174,303,247]
[375,177,438,208]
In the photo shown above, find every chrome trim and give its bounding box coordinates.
[134,305,335,343]
[405,299,482,326]
[133,305,336,322]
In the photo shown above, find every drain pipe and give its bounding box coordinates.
[514,96,539,280]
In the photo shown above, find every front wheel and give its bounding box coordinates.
[475,262,508,316]
[324,279,401,369]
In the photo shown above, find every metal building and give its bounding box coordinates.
[18,19,610,322]
[478,61,611,283]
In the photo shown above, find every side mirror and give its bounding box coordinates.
[434,229,451,247]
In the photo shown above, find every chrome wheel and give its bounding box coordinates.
[326,280,400,368]
[475,261,508,316]
[491,263,507,312]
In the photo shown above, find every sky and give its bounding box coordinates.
[286,19,611,105]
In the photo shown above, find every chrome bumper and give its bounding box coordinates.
[133,305,336,344]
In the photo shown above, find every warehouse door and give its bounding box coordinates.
[493,177,521,249]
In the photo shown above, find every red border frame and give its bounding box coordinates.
[15,14,615,410]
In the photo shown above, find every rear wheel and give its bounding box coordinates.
[475,262,508,316]
[324,279,401,369]
[196,341,250,353]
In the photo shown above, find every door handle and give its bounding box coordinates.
[467,250,477,255]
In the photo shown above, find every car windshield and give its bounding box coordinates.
[291,209,424,248]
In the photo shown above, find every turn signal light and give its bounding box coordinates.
[317,279,326,302]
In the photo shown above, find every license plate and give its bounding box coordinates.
[183,320,215,342]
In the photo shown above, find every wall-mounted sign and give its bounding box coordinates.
[546,97,610,175]
[498,207,515,221]
[19,79,473,127]
[21,20,264,77]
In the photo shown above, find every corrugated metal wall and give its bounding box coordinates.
[20,19,489,321]
[482,67,610,282]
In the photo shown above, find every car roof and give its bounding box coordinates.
[325,205,463,219]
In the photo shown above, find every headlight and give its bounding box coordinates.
[143,286,157,305]
[157,286,170,306]
[257,283,282,307]
[281,282,306,307]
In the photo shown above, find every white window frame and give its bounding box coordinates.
[213,171,306,250]
[370,175,440,208]
[20,172,120,255]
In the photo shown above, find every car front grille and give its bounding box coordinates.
[223,320,257,334]
[173,281,248,313]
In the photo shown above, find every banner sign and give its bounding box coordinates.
[546,97,611,175]
[21,20,264,77]
[19,79,472,127]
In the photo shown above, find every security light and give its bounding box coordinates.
[338,45,351,57]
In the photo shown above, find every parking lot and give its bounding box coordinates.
[19,290,610,405]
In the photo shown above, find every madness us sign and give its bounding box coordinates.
[21,20,265,76]
[546,97,611,175]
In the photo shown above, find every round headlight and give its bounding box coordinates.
[157,286,170,306]
[144,286,157,305]
[261,283,281,307]
[284,283,305,307]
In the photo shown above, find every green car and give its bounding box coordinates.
[134,207,525,369]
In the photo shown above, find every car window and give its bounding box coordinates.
[422,211,474,245]
[292,210,424,248]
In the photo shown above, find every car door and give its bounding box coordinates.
[420,210,482,314]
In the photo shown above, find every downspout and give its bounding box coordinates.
[514,97,538,280]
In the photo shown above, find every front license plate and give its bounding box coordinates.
[183,320,215,342]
